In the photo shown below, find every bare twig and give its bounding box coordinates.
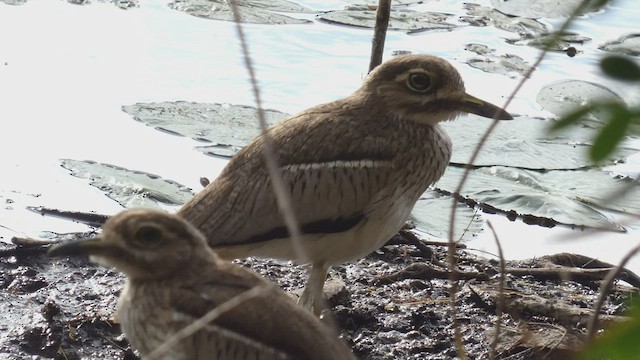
[446,1,595,357]
[369,0,392,72]
[587,241,640,340]
[146,3,313,358]
[227,1,306,263]
[487,220,505,360]
[146,285,268,360]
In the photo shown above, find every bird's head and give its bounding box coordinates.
[48,209,212,281]
[359,54,512,125]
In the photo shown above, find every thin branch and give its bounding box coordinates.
[587,241,640,340]
[146,285,268,360]
[369,0,391,72]
[227,1,307,262]
[487,220,505,360]
[146,3,314,358]
[446,1,595,357]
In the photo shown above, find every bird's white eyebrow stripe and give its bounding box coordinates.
[282,160,392,172]
[394,68,429,81]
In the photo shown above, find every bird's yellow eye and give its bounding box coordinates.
[407,72,432,93]
[134,225,163,247]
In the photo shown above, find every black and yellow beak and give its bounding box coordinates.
[48,237,109,258]
[459,93,513,120]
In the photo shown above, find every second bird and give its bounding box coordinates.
[179,54,513,312]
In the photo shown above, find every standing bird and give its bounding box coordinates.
[48,209,357,360]
[178,54,513,312]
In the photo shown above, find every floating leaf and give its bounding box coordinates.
[120,100,640,232]
[462,3,548,36]
[342,0,424,6]
[537,79,624,128]
[509,31,591,52]
[599,34,640,57]
[601,55,640,81]
[60,159,194,209]
[444,114,635,170]
[465,51,529,79]
[125,101,635,169]
[122,102,289,158]
[410,190,483,242]
[435,166,639,231]
[317,9,455,32]
[489,0,603,18]
[168,0,311,25]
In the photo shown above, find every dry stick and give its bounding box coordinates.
[147,3,312,358]
[228,1,306,262]
[487,220,506,360]
[587,242,640,340]
[146,285,268,360]
[446,1,594,357]
[226,0,339,319]
[229,0,341,328]
[368,0,391,72]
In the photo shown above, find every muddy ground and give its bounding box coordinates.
[1,227,637,360]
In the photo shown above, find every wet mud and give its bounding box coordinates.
[1,230,636,359]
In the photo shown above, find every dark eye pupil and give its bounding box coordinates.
[135,226,162,246]
[408,73,431,92]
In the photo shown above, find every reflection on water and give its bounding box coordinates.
[0,0,638,271]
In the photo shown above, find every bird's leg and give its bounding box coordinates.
[298,262,329,315]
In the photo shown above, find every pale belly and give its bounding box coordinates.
[216,197,414,266]
[117,292,177,359]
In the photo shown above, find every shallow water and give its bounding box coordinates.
[0,0,639,271]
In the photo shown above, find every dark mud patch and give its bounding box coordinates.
[1,230,637,359]
[0,238,132,359]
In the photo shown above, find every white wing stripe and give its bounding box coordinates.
[282,160,391,172]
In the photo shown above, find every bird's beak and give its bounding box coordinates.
[459,93,513,120]
[48,237,110,258]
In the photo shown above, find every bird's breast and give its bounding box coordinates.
[117,283,177,357]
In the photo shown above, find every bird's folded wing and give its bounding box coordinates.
[165,313,292,360]
[194,150,396,246]
[178,106,401,246]
[169,281,354,360]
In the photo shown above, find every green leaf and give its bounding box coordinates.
[631,108,640,123]
[581,304,640,360]
[601,55,640,81]
[590,103,631,163]
[548,104,597,132]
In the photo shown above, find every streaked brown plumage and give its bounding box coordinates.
[48,209,357,360]
[178,54,512,312]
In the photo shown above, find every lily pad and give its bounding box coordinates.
[168,0,311,25]
[60,159,194,209]
[444,114,636,170]
[122,102,289,158]
[536,79,624,127]
[342,0,424,6]
[599,34,640,57]
[489,0,603,19]
[507,32,591,52]
[411,190,483,242]
[125,101,633,169]
[317,9,455,32]
[462,3,548,37]
[466,44,529,78]
[435,166,640,231]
